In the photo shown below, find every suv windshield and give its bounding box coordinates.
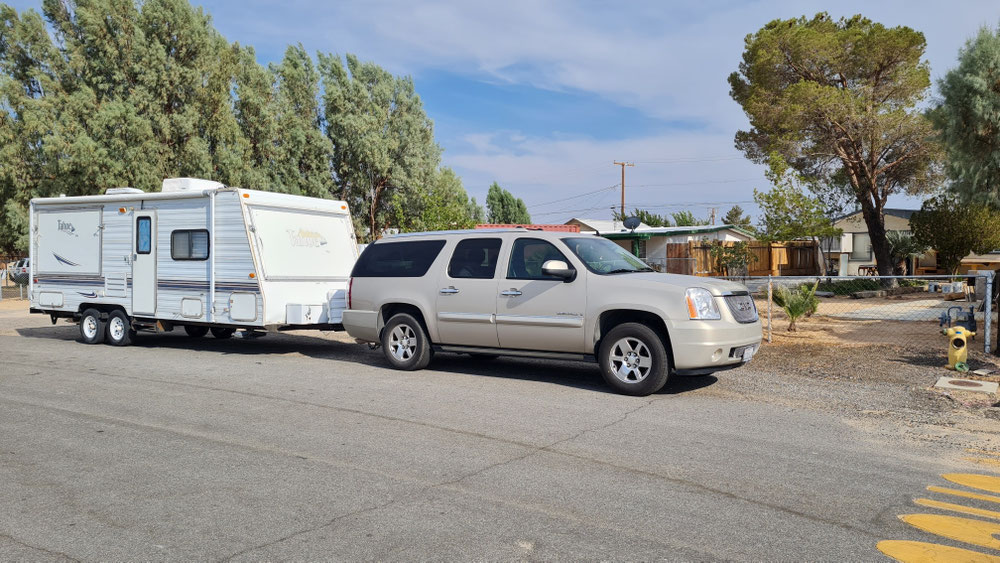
[562,237,653,274]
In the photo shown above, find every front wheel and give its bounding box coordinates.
[79,308,104,344]
[381,313,433,371]
[598,323,669,396]
[106,310,135,346]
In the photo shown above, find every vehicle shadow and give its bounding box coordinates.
[15,326,719,395]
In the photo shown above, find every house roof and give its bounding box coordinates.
[601,224,756,240]
[833,208,917,223]
[565,218,650,233]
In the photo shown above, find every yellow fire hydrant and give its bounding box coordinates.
[943,326,975,371]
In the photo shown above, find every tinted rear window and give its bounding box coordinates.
[351,240,446,277]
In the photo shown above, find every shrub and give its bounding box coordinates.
[773,281,819,331]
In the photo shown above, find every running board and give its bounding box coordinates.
[435,345,595,363]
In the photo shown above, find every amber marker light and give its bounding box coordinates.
[119,207,127,213]
[248,273,256,279]
[242,193,250,198]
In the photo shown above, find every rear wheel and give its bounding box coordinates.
[79,308,104,344]
[381,313,432,370]
[105,310,135,346]
[184,325,209,337]
[211,327,235,339]
[598,323,669,396]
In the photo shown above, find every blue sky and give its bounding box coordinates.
[9,0,1000,224]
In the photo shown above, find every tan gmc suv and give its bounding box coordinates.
[342,229,762,395]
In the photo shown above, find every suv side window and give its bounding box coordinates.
[352,240,446,277]
[507,238,572,281]
[448,238,502,279]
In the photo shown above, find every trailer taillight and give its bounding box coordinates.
[348,277,353,309]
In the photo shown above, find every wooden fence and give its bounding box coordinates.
[657,241,820,277]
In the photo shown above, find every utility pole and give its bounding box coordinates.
[709,207,717,225]
[613,161,634,219]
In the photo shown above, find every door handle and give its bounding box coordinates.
[500,289,522,297]
[439,287,460,294]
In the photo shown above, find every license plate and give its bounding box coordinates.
[742,346,755,362]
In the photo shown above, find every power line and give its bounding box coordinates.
[526,183,619,208]
[635,155,746,164]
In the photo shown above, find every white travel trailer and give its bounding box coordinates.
[29,178,358,345]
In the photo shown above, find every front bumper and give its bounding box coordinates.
[667,319,762,371]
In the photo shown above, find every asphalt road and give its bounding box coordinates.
[0,305,990,561]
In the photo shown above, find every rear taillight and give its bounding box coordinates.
[348,277,353,309]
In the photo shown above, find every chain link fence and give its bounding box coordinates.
[1,255,29,301]
[719,274,996,354]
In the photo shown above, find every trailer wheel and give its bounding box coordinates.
[106,310,135,347]
[210,327,235,339]
[79,308,104,344]
[184,325,209,337]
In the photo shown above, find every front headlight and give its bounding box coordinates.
[685,287,721,320]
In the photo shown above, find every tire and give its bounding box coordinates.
[184,325,209,337]
[598,323,669,396]
[79,308,104,344]
[211,327,235,339]
[105,310,135,346]
[381,313,433,371]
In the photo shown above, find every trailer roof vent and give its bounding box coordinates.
[106,187,144,195]
[161,177,225,193]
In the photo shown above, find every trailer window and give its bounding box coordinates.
[171,230,210,261]
[351,240,445,277]
[136,217,151,254]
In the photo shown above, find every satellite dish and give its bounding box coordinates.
[623,216,641,231]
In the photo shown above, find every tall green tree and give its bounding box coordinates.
[319,53,440,241]
[485,182,531,224]
[910,196,1000,274]
[397,167,484,232]
[753,182,841,242]
[729,13,942,276]
[612,208,671,227]
[671,210,708,226]
[271,44,334,198]
[722,205,752,227]
[933,25,1000,206]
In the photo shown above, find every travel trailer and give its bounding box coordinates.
[29,178,358,345]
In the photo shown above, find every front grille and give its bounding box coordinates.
[724,293,758,323]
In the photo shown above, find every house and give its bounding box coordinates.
[826,209,940,275]
[565,218,755,271]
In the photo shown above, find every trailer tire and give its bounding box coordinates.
[211,327,235,339]
[184,325,209,337]
[79,308,104,344]
[106,310,135,347]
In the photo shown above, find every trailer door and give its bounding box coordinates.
[132,212,157,315]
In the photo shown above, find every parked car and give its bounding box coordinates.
[342,229,762,395]
[8,257,30,285]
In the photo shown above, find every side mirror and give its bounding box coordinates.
[542,259,576,282]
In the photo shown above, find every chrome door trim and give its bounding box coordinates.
[494,314,584,328]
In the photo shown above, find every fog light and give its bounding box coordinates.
[711,348,723,362]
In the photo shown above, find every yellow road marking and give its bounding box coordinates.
[967,449,1000,459]
[914,498,1000,520]
[877,540,1000,563]
[943,473,1000,494]
[900,514,1000,550]
[963,457,1000,468]
[928,485,1000,505]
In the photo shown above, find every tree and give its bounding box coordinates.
[707,240,758,277]
[397,167,484,232]
[753,182,841,242]
[612,208,671,227]
[773,281,820,332]
[885,230,927,275]
[671,210,708,226]
[320,53,440,242]
[722,205,752,227]
[910,196,1000,274]
[485,182,531,224]
[933,25,1000,206]
[730,13,942,277]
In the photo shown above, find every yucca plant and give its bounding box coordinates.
[772,281,819,332]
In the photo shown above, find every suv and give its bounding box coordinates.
[342,229,761,395]
[7,257,29,285]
